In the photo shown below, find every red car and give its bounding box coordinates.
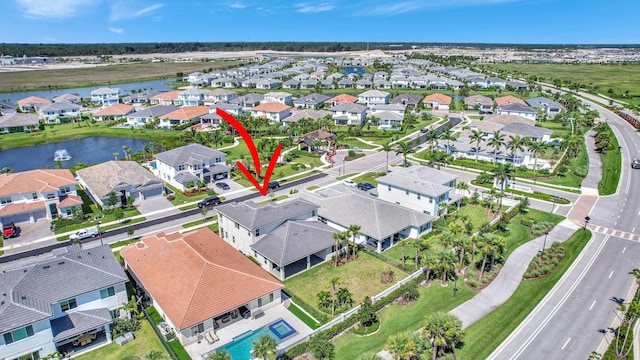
[3,223,18,239]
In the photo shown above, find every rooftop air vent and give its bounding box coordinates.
[58,261,65,265]
[43,265,50,269]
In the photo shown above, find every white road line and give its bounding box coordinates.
[562,337,571,350]
[633,227,636,233]
[623,247,627,254]
[590,300,597,310]
[609,271,615,279]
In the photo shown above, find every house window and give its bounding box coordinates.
[255,228,260,236]
[100,287,116,299]
[269,293,274,303]
[388,185,391,191]
[312,210,317,217]
[3,325,35,344]
[32,192,38,200]
[417,194,421,200]
[405,190,409,195]
[190,323,204,337]
[235,222,240,229]
[178,165,185,171]
[429,198,433,203]
[232,236,235,243]
[258,298,263,307]
[60,186,70,194]
[60,298,78,311]
[66,208,72,216]
[0,196,11,204]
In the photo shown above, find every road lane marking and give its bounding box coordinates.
[609,271,614,279]
[590,300,596,310]
[562,337,571,350]
[623,247,627,254]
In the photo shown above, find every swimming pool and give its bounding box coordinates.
[211,319,297,360]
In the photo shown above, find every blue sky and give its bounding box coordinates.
[2,0,639,44]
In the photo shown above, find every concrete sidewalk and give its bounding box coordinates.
[450,219,582,328]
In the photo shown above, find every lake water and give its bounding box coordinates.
[0,137,151,172]
[0,79,175,104]
[340,67,366,74]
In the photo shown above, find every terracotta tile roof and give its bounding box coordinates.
[161,106,209,120]
[251,102,290,113]
[17,96,52,107]
[495,95,526,106]
[120,228,283,330]
[0,201,44,216]
[150,90,180,101]
[0,169,75,197]
[56,195,83,208]
[423,93,452,104]
[326,94,358,104]
[92,103,135,116]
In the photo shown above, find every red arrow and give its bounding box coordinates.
[216,108,282,196]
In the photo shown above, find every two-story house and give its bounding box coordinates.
[153,144,230,191]
[496,103,538,121]
[17,96,52,112]
[376,166,460,217]
[203,89,238,106]
[526,96,565,117]
[329,102,367,126]
[250,103,291,123]
[0,244,128,360]
[357,90,391,106]
[0,169,82,228]
[176,88,208,107]
[90,88,121,107]
[262,92,293,105]
[38,102,81,124]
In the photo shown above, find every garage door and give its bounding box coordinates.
[139,187,163,200]
[32,209,47,222]
[1,212,31,225]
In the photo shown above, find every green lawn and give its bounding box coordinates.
[539,140,589,188]
[456,204,495,231]
[503,209,565,257]
[351,172,387,185]
[182,215,217,229]
[458,229,591,359]
[599,126,621,195]
[287,302,321,330]
[165,184,216,206]
[283,252,408,312]
[73,319,167,360]
[333,281,476,359]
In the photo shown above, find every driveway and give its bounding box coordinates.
[134,196,180,220]
[3,220,53,255]
[209,179,244,195]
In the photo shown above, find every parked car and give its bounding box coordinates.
[268,181,280,189]
[216,182,230,190]
[2,223,18,239]
[357,182,376,191]
[198,196,221,208]
[632,159,640,169]
[352,147,363,153]
[343,179,357,187]
[69,226,99,241]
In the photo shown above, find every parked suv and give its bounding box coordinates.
[268,181,280,189]
[2,223,18,239]
[197,196,221,208]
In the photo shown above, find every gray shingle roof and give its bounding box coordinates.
[216,199,319,230]
[358,90,390,98]
[154,144,226,167]
[329,103,367,112]
[77,161,163,198]
[391,94,423,106]
[127,105,178,119]
[0,245,127,333]
[251,220,336,266]
[501,122,552,138]
[0,112,39,128]
[526,96,565,111]
[376,166,458,196]
[39,101,80,112]
[499,103,537,113]
[51,308,112,341]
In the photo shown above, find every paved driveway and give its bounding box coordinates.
[3,220,53,255]
[134,196,180,220]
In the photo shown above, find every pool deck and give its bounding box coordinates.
[185,303,314,359]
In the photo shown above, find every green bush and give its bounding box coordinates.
[111,317,140,338]
[146,307,163,325]
[520,216,536,227]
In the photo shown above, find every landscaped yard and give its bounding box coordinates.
[73,319,167,360]
[503,208,565,257]
[283,252,408,313]
[351,172,387,185]
[598,126,621,195]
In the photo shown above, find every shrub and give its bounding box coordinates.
[520,216,536,227]
[574,166,588,177]
[531,221,554,236]
[111,317,140,338]
[348,150,356,157]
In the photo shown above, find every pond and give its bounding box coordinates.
[0,79,176,104]
[0,136,152,172]
[340,67,366,75]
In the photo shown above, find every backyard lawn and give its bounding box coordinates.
[283,252,407,312]
[73,320,166,360]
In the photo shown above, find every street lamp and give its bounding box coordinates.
[342,158,346,178]
[584,216,591,230]
[453,274,459,297]
[97,221,103,246]
[541,231,549,258]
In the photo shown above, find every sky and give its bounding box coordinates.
[1,0,639,44]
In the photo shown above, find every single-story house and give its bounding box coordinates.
[423,94,452,110]
[122,90,162,104]
[158,106,210,129]
[494,95,526,106]
[325,94,358,107]
[463,95,494,112]
[38,102,81,124]
[92,103,135,122]
[391,94,423,108]
[497,103,538,121]
[283,109,331,125]
[52,94,81,104]
[149,90,180,106]
[125,105,178,127]
[526,96,565,116]
[17,96,52,112]
[0,112,39,133]
[292,93,331,109]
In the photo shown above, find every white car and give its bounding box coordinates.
[343,179,357,187]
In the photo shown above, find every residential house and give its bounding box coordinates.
[149,90,180,106]
[507,80,529,90]
[497,103,538,121]
[375,111,405,130]
[325,94,358,107]
[391,94,422,108]
[376,166,460,218]
[176,88,208,107]
[90,88,121,107]
[495,95,526,106]
[526,96,565,117]
[369,103,406,117]
[300,79,318,89]
[0,244,128,360]
[92,103,135,122]
[282,79,300,89]
[337,78,354,89]
[356,79,373,89]
[76,161,164,207]
[329,102,367,126]
[38,102,81,124]
[296,129,336,152]
[0,169,80,227]
[446,79,465,90]
[230,93,264,111]
[283,109,331,125]
[17,96,52,112]
[153,144,230,191]
[0,113,39,133]
[292,93,330,109]
[209,102,245,116]
[423,94,452,110]
[374,79,391,89]
[124,105,178,127]
[262,92,293,105]
[256,79,282,89]
[122,90,162,104]
[463,95,494,113]
[203,89,237,105]
[52,94,81,104]
[250,103,291,123]
[158,106,209,129]
[357,90,391,106]
[0,101,16,114]
[121,228,284,345]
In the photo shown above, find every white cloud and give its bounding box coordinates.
[365,0,521,15]
[227,2,247,9]
[294,2,335,13]
[109,27,125,34]
[109,1,165,21]
[15,0,94,19]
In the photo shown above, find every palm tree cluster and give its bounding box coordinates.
[384,312,464,360]
[593,122,614,154]
[316,276,354,316]
[331,224,362,266]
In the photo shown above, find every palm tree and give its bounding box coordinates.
[527,139,547,183]
[487,131,505,164]
[425,129,439,151]
[422,253,438,286]
[252,334,277,360]
[122,145,132,161]
[347,224,362,260]
[439,127,456,155]
[206,350,231,360]
[332,232,345,267]
[211,129,223,148]
[384,332,416,360]
[423,312,464,360]
[493,162,514,191]
[1,167,15,174]
[455,181,469,196]
[454,234,471,272]
[113,152,119,161]
[395,141,415,167]
[326,276,344,316]
[378,142,393,173]
[506,134,525,167]
[143,145,151,161]
[469,129,486,162]
[438,248,457,286]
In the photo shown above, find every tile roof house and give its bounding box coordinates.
[122,90,162,104]
[121,228,284,344]
[325,94,358,107]
[463,95,494,112]
[0,244,128,360]
[376,166,461,218]
[423,94,452,110]
[496,103,538,121]
[76,161,165,207]
[17,96,52,112]
[38,102,81,124]
[526,96,565,116]
[329,102,367,126]
[0,169,80,227]
[124,105,178,127]
[292,93,331,109]
[250,103,291,123]
[158,106,210,129]
[149,90,180,106]
[494,95,526,106]
[357,90,391,106]
[91,103,135,122]
[283,109,331,125]
[90,87,121,107]
[153,144,230,191]
[0,112,39,134]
